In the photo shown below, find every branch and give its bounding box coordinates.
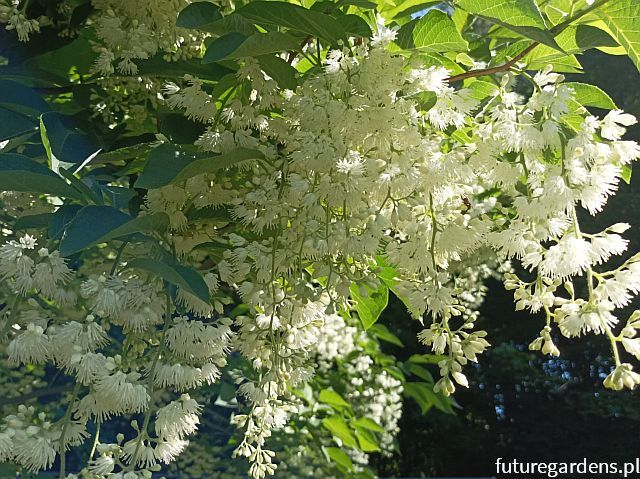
[448,43,538,83]
[0,384,75,406]
[447,0,612,84]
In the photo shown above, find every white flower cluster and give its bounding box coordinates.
[315,314,403,457]
[90,0,204,75]
[1,11,640,477]
[0,404,86,473]
[472,70,640,388]
[0,234,233,475]
[0,235,73,300]
[154,34,640,475]
[91,76,164,127]
[314,313,360,370]
[0,0,41,41]
[346,356,403,457]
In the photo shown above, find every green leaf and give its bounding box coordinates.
[91,143,156,166]
[218,381,237,402]
[0,153,84,200]
[186,205,233,224]
[456,0,559,49]
[136,55,234,80]
[176,2,222,29]
[227,32,301,59]
[40,112,100,168]
[456,0,546,28]
[404,382,433,414]
[369,323,404,347]
[349,280,389,330]
[404,381,455,414]
[127,257,211,303]
[325,447,353,472]
[322,416,358,448]
[236,1,347,43]
[410,91,438,111]
[355,429,380,452]
[466,79,499,100]
[57,167,102,205]
[0,107,37,141]
[397,9,468,52]
[405,363,434,383]
[59,206,168,255]
[59,205,130,255]
[135,144,264,189]
[102,185,137,210]
[561,113,588,133]
[335,14,372,38]
[337,0,376,9]
[0,79,49,115]
[597,0,640,71]
[565,82,617,109]
[521,41,583,72]
[383,0,440,20]
[407,353,447,364]
[13,213,53,230]
[195,14,258,36]
[352,417,385,433]
[22,34,96,77]
[0,130,37,154]
[99,213,169,243]
[203,32,301,63]
[257,55,298,90]
[621,164,632,184]
[49,205,83,239]
[319,389,351,409]
[554,24,619,53]
[202,32,248,64]
[159,113,206,145]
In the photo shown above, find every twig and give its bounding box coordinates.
[447,0,612,84]
[448,43,538,83]
[0,384,75,406]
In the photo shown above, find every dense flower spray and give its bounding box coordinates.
[0,3,639,478]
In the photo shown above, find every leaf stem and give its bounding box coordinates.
[126,293,173,471]
[88,420,101,462]
[59,381,82,479]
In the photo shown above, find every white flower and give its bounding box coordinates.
[7,323,50,365]
[622,337,640,360]
[155,395,202,440]
[12,434,56,473]
[89,454,116,475]
[0,431,12,462]
[371,14,397,47]
[153,362,220,391]
[336,150,365,177]
[558,300,618,337]
[539,236,593,280]
[601,110,637,140]
[93,371,149,415]
[164,317,232,360]
[604,363,640,390]
[534,65,563,87]
[409,66,450,92]
[590,233,628,264]
[154,437,188,464]
[122,437,156,468]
